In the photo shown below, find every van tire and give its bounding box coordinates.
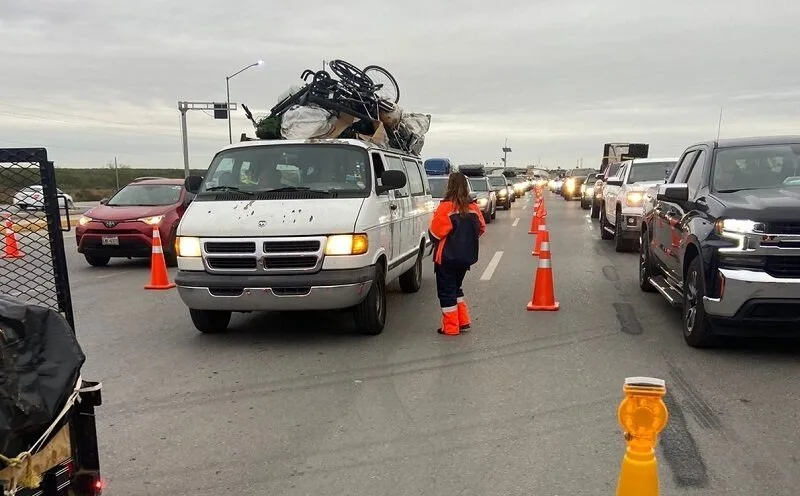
[190,309,231,334]
[354,265,386,335]
[399,247,423,293]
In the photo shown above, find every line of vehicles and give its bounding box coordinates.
[71,144,536,336]
[558,138,800,348]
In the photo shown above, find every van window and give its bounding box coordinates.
[415,161,431,194]
[200,144,371,198]
[385,156,410,198]
[403,158,425,196]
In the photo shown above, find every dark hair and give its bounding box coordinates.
[444,172,470,215]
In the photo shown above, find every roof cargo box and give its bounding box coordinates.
[458,164,486,177]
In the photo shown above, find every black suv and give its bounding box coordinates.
[640,136,800,347]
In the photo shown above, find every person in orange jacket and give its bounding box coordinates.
[428,172,486,335]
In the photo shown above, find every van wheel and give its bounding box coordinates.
[399,247,423,293]
[190,309,231,334]
[85,255,110,267]
[353,264,386,335]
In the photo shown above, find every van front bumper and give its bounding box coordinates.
[175,266,374,312]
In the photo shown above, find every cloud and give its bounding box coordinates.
[2,0,800,169]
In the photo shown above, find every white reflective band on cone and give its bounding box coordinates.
[540,242,550,252]
[539,258,552,268]
[152,246,163,254]
[153,231,161,238]
[539,224,547,231]
[457,297,465,303]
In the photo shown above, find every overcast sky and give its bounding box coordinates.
[2,0,799,170]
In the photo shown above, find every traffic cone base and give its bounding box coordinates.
[527,301,560,311]
[145,227,175,290]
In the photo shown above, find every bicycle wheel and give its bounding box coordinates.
[328,59,374,91]
[364,65,400,103]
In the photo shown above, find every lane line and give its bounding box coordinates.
[95,270,134,280]
[480,251,504,281]
[512,218,520,227]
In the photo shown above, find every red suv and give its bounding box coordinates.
[76,178,193,267]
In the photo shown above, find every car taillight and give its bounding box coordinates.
[74,473,104,495]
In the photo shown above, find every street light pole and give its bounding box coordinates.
[226,59,264,144]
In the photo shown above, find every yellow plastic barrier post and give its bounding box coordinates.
[616,377,668,496]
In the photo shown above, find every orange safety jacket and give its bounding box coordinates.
[428,200,486,267]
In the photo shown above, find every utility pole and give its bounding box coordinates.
[114,156,120,191]
[178,101,236,178]
[502,138,512,169]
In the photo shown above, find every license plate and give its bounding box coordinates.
[101,236,119,246]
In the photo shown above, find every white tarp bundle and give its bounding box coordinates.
[280,105,337,140]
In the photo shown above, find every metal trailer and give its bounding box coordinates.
[0,148,103,496]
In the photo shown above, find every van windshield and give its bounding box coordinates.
[200,144,371,198]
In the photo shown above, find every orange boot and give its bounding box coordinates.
[437,307,460,336]
[457,297,471,331]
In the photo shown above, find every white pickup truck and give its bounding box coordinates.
[599,157,677,252]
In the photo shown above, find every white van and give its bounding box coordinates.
[174,138,435,335]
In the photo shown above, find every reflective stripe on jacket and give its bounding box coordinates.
[428,200,486,267]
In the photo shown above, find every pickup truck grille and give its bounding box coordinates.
[201,236,326,275]
[765,256,800,278]
[768,222,800,235]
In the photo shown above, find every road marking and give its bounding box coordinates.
[512,218,520,227]
[480,251,504,281]
[95,270,133,280]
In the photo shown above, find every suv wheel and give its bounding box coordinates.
[683,257,717,348]
[599,206,613,240]
[614,209,629,252]
[399,247,423,293]
[85,254,110,267]
[190,309,231,334]
[353,264,387,335]
[639,230,655,292]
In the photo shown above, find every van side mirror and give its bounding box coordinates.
[377,170,406,194]
[184,175,203,194]
[657,183,689,203]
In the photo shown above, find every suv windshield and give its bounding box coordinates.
[628,161,676,183]
[468,178,489,192]
[488,176,507,187]
[428,177,448,198]
[108,184,182,206]
[200,144,371,197]
[713,144,800,192]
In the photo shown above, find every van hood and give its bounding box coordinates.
[178,198,364,237]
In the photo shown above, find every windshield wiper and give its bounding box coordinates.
[204,186,254,196]
[258,186,332,195]
[716,188,751,193]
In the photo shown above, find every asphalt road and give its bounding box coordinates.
[7,192,800,495]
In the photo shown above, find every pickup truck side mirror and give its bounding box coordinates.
[184,175,204,194]
[656,183,689,203]
[606,178,623,187]
[376,170,407,194]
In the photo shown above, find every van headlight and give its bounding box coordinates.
[325,234,369,256]
[176,236,202,257]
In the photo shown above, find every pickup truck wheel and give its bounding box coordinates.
[399,247,423,293]
[599,207,613,240]
[190,309,231,334]
[353,265,386,335]
[682,257,717,348]
[590,199,600,219]
[484,211,492,224]
[639,230,656,292]
[614,209,629,252]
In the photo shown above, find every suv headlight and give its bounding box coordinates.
[625,191,645,207]
[138,215,164,225]
[477,197,488,207]
[325,234,369,256]
[78,215,92,226]
[176,236,202,257]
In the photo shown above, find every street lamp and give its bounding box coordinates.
[226,59,264,144]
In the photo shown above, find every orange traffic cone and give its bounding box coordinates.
[529,199,543,234]
[145,226,175,290]
[532,219,548,256]
[527,229,559,311]
[1,215,23,259]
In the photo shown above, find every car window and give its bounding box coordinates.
[468,178,489,192]
[403,158,425,196]
[107,184,183,206]
[628,161,677,183]
[712,144,800,192]
[385,156,409,198]
[686,150,707,198]
[672,150,698,183]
